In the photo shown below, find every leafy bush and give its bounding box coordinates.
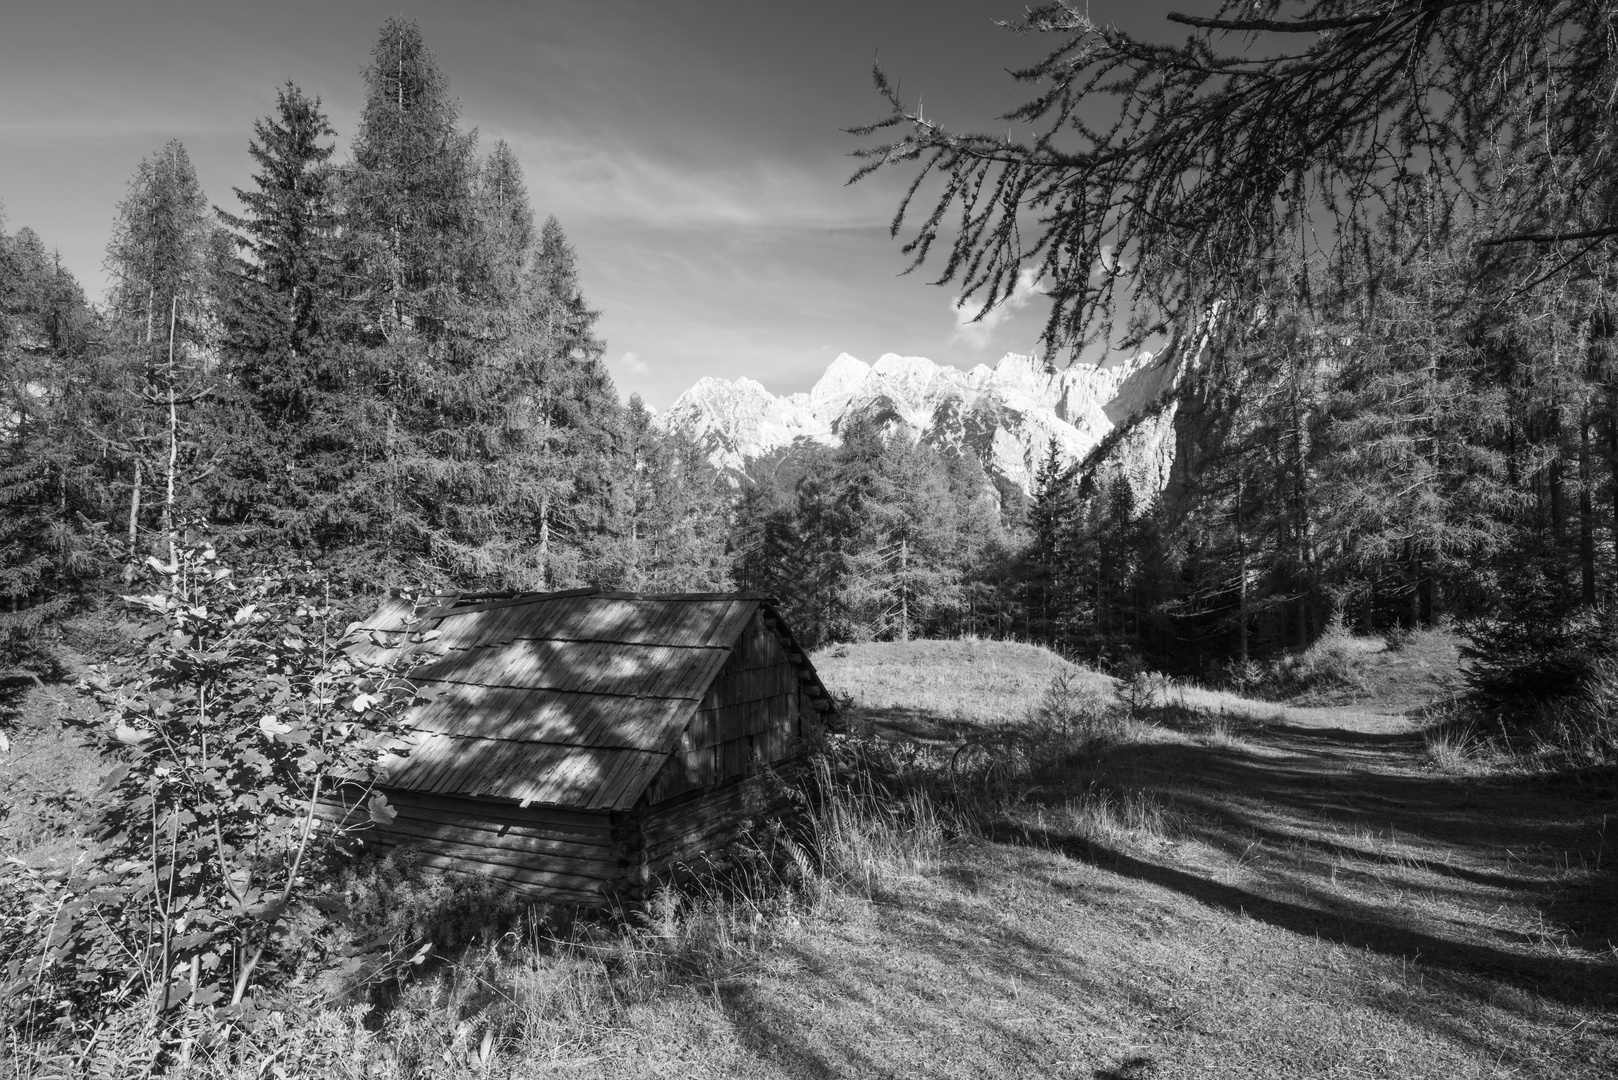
[3,539,419,1057]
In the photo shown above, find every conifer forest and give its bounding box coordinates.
[9,8,1618,692]
[4,6,1618,1077]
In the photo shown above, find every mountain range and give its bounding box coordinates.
[659,349,1182,499]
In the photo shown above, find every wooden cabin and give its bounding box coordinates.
[327,589,835,905]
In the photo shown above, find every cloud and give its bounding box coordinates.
[491,125,892,233]
[616,350,649,374]
[951,267,1046,348]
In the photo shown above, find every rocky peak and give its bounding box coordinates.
[662,349,1181,499]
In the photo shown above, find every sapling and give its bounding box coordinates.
[17,538,419,1051]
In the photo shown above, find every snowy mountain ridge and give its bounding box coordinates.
[661,349,1180,497]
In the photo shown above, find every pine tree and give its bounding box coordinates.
[102,140,224,574]
[522,215,620,586]
[341,17,475,576]
[0,217,109,663]
[471,141,534,313]
[339,19,625,589]
[214,83,366,564]
[606,396,732,591]
[345,17,475,339]
[1025,437,1079,647]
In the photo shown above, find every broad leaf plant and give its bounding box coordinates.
[10,539,421,1046]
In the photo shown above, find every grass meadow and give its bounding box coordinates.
[3,634,1616,1078]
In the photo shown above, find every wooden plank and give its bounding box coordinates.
[643,819,739,854]
[479,605,530,646]
[399,848,621,892]
[375,817,616,866]
[652,773,741,817]
[385,838,623,884]
[646,601,688,646]
[643,823,741,864]
[395,860,611,906]
[645,781,793,831]
[392,805,614,846]
[644,792,752,838]
[586,748,642,812]
[430,735,498,796]
[387,790,614,835]
[645,774,755,813]
[645,804,782,858]
[601,747,664,811]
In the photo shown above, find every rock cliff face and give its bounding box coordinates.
[662,350,1181,497]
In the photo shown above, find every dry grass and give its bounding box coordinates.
[1424,719,1494,776]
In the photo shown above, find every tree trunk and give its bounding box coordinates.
[899,537,909,642]
[162,298,179,567]
[1409,544,1421,630]
[537,494,550,589]
[1237,475,1249,665]
[125,459,143,582]
[1581,412,1596,606]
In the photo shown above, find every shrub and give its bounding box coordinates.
[1461,607,1615,702]
[3,538,420,1058]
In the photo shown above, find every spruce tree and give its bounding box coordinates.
[522,215,620,586]
[0,217,109,663]
[1025,438,1080,647]
[345,17,475,339]
[340,19,625,589]
[215,84,365,565]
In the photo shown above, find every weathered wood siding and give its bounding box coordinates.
[320,786,624,905]
[645,611,806,804]
[315,603,826,908]
[607,773,798,899]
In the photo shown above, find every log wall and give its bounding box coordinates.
[316,607,822,907]
[318,786,626,905]
[610,773,798,899]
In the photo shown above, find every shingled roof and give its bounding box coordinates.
[346,589,830,812]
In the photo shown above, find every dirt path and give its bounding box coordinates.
[1100,692,1618,1008]
[674,680,1618,1079]
[1263,701,1424,736]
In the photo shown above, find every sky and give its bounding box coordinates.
[0,0,1184,408]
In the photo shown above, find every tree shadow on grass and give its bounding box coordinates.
[999,818,1617,1009]
[0,672,39,728]
[700,890,1122,1079]
[990,719,1618,1011]
[848,704,981,745]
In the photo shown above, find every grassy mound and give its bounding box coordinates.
[812,637,1111,738]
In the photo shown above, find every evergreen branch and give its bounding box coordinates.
[1478,224,1618,247]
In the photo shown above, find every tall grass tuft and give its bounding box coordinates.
[1423,656,1618,773]
[809,752,952,900]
